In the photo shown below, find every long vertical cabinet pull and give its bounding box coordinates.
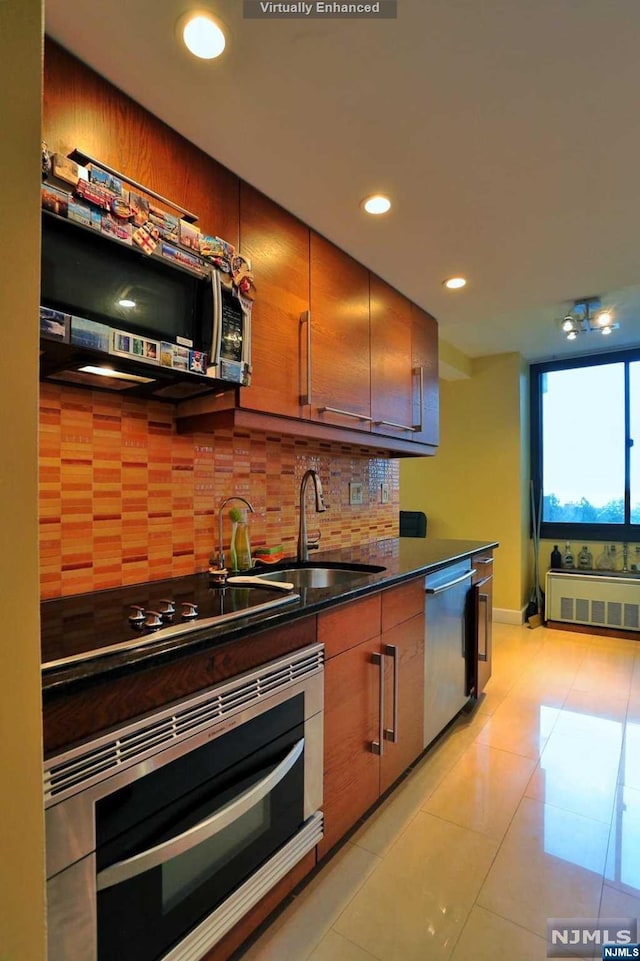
[370,652,384,756]
[383,644,399,743]
[479,592,489,660]
[413,366,424,432]
[300,310,312,406]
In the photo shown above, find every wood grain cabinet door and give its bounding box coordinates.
[308,232,371,430]
[318,635,381,858]
[379,616,425,795]
[238,183,309,418]
[411,304,439,447]
[370,276,416,440]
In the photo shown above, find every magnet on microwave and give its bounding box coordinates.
[68,197,94,228]
[75,179,114,212]
[129,191,150,227]
[101,213,132,245]
[110,196,133,220]
[88,164,124,196]
[189,350,208,374]
[40,307,70,343]
[52,153,88,187]
[41,183,69,218]
[149,206,180,243]
[132,221,160,254]
[179,219,201,253]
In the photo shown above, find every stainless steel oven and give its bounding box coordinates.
[45,644,324,961]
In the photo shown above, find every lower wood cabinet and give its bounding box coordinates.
[318,579,425,858]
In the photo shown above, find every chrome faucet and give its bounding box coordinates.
[297,470,327,563]
[214,496,255,570]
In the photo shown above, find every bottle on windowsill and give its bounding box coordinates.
[578,545,592,569]
[550,544,562,569]
[562,542,574,569]
[596,545,613,571]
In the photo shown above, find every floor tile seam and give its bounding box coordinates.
[516,791,618,837]
[350,804,423,861]
[327,927,385,961]
[520,786,617,830]
[474,731,553,763]
[465,902,550,946]
[417,740,538,813]
[599,739,628,917]
[295,844,383,935]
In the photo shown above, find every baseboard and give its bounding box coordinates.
[493,607,526,625]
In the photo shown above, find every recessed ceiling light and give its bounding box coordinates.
[362,194,391,215]
[567,330,578,341]
[601,326,612,336]
[182,13,226,60]
[443,277,467,290]
[118,299,136,308]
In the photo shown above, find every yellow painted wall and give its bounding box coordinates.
[0,1,46,958]
[401,352,530,615]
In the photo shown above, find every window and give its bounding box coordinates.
[530,349,640,540]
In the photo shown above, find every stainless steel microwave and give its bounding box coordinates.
[39,212,252,401]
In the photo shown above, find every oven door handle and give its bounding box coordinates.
[96,737,305,892]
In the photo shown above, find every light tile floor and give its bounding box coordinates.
[239,623,640,961]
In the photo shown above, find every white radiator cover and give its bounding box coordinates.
[546,572,640,631]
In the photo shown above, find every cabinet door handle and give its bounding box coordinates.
[383,644,399,743]
[479,593,489,661]
[413,366,424,433]
[300,310,312,406]
[370,651,384,756]
[477,556,494,566]
[373,420,417,433]
[319,406,373,423]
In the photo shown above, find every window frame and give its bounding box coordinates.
[530,346,640,542]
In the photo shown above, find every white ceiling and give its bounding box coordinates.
[45,0,640,365]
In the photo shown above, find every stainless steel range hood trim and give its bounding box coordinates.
[41,591,301,672]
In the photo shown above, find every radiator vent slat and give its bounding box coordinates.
[625,605,640,629]
[560,597,574,620]
[44,643,323,805]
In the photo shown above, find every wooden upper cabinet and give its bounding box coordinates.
[411,304,439,447]
[370,276,415,439]
[238,184,309,418]
[43,40,239,245]
[308,233,371,429]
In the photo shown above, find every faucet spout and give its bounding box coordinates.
[214,496,255,570]
[297,470,327,563]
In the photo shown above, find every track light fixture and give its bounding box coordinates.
[557,297,618,341]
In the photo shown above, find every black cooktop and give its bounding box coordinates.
[41,572,300,670]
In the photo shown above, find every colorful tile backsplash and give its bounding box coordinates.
[39,384,400,598]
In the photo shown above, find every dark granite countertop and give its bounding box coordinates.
[41,537,498,700]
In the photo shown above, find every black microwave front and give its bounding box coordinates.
[39,213,252,401]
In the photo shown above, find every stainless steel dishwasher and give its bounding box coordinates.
[423,559,474,748]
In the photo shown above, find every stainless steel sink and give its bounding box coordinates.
[257,563,386,589]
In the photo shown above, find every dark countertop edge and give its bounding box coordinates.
[41,537,499,701]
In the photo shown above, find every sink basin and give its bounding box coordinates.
[256,563,386,589]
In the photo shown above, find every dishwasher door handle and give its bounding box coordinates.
[425,570,475,594]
